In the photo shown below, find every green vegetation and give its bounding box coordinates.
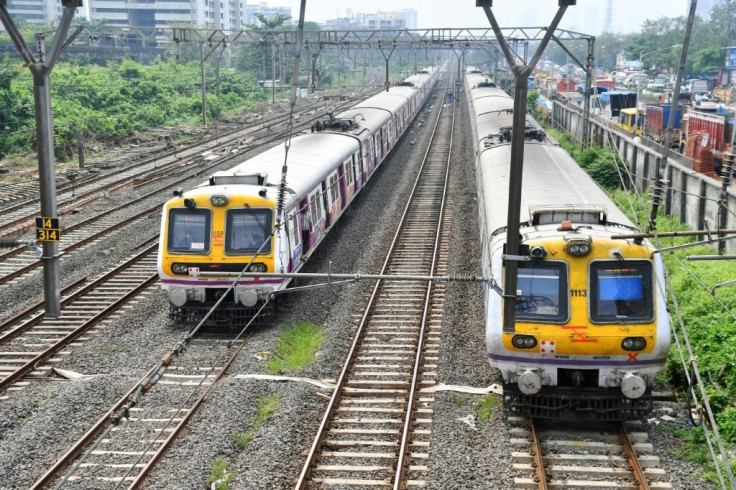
[0,57,269,162]
[267,322,324,374]
[474,394,499,427]
[548,127,627,190]
[207,458,235,490]
[37,392,56,409]
[231,392,283,450]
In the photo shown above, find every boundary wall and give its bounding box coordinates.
[552,100,736,253]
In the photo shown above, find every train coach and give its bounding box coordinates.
[157,68,441,325]
[465,69,671,420]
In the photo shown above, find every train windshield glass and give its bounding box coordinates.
[167,208,211,254]
[590,261,653,323]
[515,262,568,322]
[225,208,273,254]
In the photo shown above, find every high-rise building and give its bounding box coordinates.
[244,2,291,26]
[2,0,291,30]
[322,9,418,31]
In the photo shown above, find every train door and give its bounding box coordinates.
[299,197,311,253]
[366,137,376,174]
[325,170,341,223]
[308,189,326,244]
[354,151,364,189]
[345,155,356,201]
[338,161,349,206]
[285,209,300,271]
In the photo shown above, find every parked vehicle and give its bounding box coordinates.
[644,104,683,146]
[683,79,709,94]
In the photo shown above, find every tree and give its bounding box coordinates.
[253,13,290,30]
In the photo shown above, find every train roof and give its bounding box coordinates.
[335,86,417,131]
[205,132,360,209]
[478,142,636,233]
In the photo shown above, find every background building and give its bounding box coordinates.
[322,9,418,31]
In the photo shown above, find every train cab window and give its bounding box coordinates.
[225,208,273,254]
[590,261,654,323]
[168,208,211,254]
[515,262,568,322]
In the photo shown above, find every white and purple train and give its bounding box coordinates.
[157,68,441,325]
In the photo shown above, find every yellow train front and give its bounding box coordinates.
[465,68,670,420]
[157,177,283,326]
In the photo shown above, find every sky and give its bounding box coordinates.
[276,0,692,35]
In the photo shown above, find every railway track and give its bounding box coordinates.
[0,93,378,289]
[511,417,672,489]
[31,333,249,489]
[0,84,379,235]
[0,244,158,397]
[296,81,455,489]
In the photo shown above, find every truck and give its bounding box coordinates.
[686,110,730,151]
[684,79,709,94]
[644,104,684,144]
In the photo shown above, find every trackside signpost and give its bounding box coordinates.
[35,217,61,241]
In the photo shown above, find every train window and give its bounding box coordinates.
[515,262,568,322]
[225,208,273,255]
[590,261,654,323]
[309,192,323,222]
[328,174,339,202]
[167,208,211,254]
[346,160,354,186]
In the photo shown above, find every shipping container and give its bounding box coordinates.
[644,104,683,142]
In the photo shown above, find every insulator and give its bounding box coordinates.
[722,155,735,184]
[649,179,668,207]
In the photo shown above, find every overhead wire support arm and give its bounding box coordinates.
[478,0,574,334]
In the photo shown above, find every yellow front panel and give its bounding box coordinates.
[162,192,276,276]
[503,236,657,356]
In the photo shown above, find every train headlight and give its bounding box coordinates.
[248,263,268,273]
[210,195,228,206]
[529,246,546,260]
[184,198,196,209]
[172,263,189,274]
[622,337,646,351]
[565,238,592,256]
[512,335,538,349]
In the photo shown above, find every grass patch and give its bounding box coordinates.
[451,393,466,406]
[474,394,500,427]
[267,322,324,374]
[231,392,284,450]
[207,458,235,490]
[37,392,56,409]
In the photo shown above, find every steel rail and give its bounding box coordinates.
[0,244,158,392]
[0,88,377,245]
[619,423,650,490]
[0,276,87,333]
[0,244,156,341]
[394,77,455,490]
[296,78,450,488]
[529,419,549,490]
[0,85,374,220]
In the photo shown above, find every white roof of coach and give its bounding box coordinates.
[479,143,635,234]
[207,132,360,209]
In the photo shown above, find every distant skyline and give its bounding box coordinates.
[278,0,700,35]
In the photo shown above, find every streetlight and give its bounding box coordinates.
[634,44,682,136]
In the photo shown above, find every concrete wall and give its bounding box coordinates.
[552,100,736,252]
